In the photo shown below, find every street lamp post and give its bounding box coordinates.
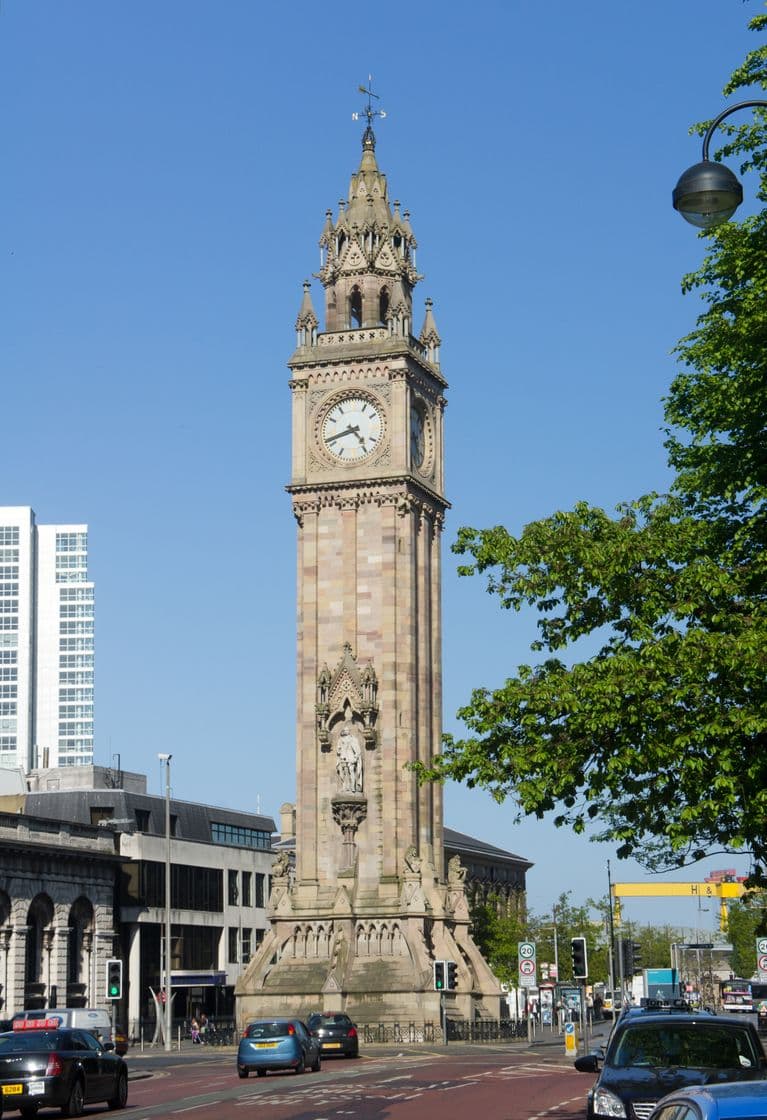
[673,100,767,228]
[158,753,173,1052]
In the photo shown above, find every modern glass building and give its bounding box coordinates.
[0,507,94,771]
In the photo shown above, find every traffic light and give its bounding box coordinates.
[446,961,458,990]
[105,959,123,1000]
[622,940,635,976]
[621,940,642,974]
[571,936,588,979]
[433,960,446,991]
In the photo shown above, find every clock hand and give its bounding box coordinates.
[326,425,360,445]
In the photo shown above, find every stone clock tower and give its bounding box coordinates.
[237,103,499,1025]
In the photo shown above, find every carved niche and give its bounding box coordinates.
[315,643,378,754]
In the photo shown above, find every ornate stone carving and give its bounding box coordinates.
[331,795,367,868]
[335,713,363,793]
[315,644,378,753]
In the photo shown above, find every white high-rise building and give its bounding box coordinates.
[0,507,94,771]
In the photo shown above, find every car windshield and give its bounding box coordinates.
[308,1014,350,1028]
[612,1024,759,1070]
[245,1021,294,1039]
[0,1031,61,1052]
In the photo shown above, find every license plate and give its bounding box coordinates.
[254,1042,277,1049]
[2,1085,23,1095]
[324,1042,341,1049]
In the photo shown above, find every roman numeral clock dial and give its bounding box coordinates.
[321,396,382,462]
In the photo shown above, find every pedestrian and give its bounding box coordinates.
[190,1017,201,1044]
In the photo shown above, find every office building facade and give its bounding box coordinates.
[0,507,94,772]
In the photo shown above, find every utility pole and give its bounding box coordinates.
[158,753,173,1052]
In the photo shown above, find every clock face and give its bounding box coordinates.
[410,403,425,468]
[322,396,383,462]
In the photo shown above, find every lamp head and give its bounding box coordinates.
[158,753,172,763]
[673,158,743,228]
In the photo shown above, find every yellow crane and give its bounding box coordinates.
[611,881,746,930]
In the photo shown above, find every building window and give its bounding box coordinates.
[255,873,265,909]
[255,928,265,947]
[242,872,252,907]
[210,822,272,850]
[241,928,252,964]
[89,807,113,825]
[228,870,239,906]
[134,809,151,832]
[228,927,238,964]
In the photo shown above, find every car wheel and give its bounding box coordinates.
[256,1069,267,1078]
[238,1067,249,1079]
[20,1107,39,1119]
[108,1070,128,1110]
[62,1078,85,1118]
[295,1052,305,1074]
[311,1051,321,1073]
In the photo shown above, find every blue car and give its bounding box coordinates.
[237,1019,321,1078]
[649,1080,767,1119]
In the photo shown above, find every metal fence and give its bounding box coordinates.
[447,1018,529,1042]
[133,1016,532,1048]
[359,1019,529,1044]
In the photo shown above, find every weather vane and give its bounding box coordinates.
[352,76,387,137]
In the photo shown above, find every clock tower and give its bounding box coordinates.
[237,101,499,1025]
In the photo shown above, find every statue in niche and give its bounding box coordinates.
[335,711,363,793]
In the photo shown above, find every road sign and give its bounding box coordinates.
[564,1021,576,1055]
[518,941,536,960]
[519,956,536,988]
[758,954,767,973]
[757,937,767,955]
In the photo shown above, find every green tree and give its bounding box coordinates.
[416,12,767,879]
[726,895,767,977]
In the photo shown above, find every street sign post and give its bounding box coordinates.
[757,938,767,982]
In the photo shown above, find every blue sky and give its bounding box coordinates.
[2,0,762,930]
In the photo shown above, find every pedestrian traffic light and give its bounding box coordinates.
[571,936,588,979]
[105,958,123,1000]
[446,961,458,990]
[433,960,446,990]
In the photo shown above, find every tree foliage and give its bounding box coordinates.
[418,12,767,879]
[726,895,767,977]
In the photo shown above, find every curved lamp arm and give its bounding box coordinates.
[673,99,767,228]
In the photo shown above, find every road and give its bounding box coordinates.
[118,1044,588,1120]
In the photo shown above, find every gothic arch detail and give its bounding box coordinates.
[316,643,378,753]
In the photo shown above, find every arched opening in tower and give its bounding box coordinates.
[349,287,362,329]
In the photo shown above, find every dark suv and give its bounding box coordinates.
[575,1005,767,1119]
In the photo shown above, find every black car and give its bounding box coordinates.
[575,1007,767,1120]
[306,1013,359,1058]
[0,1023,128,1117]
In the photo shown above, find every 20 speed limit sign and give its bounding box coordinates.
[518,941,536,959]
[757,938,767,955]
